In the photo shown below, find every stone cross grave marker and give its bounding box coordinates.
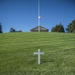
[34,49,44,64]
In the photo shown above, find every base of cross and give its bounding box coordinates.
[34,49,44,64]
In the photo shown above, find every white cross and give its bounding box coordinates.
[34,49,44,64]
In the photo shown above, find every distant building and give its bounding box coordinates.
[30,26,49,32]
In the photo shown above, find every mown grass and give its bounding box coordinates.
[0,32,75,75]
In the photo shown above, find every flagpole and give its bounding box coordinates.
[38,0,40,32]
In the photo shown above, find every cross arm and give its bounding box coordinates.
[34,52,38,54]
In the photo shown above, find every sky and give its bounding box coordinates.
[0,0,75,32]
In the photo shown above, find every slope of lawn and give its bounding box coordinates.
[0,32,75,75]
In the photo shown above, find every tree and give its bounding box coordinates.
[66,20,75,33]
[0,23,2,33]
[10,27,16,32]
[51,23,65,32]
[10,27,22,32]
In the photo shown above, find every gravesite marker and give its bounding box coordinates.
[34,49,44,64]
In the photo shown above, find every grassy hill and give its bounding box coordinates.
[0,32,75,75]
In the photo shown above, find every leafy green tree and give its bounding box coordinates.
[0,23,2,33]
[66,20,75,33]
[51,27,56,32]
[51,23,65,32]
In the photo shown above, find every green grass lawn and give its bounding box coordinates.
[0,32,75,75]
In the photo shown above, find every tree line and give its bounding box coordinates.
[51,20,75,33]
[0,23,22,33]
[0,20,75,33]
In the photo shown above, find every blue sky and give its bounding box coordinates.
[0,0,75,32]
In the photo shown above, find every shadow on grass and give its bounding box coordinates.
[41,59,54,64]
